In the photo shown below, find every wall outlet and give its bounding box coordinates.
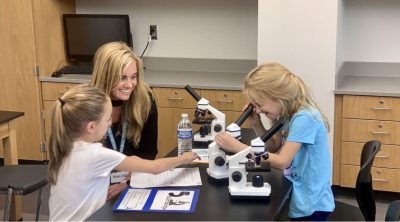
[150,25,158,40]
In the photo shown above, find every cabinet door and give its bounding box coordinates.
[225,111,251,128]
[343,95,400,121]
[43,101,54,143]
[42,82,80,100]
[341,142,400,168]
[157,107,197,158]
[342,119,400,144]
[341,165,400,192]
[201,89,246,111]
[153,87,198,108]
[0,1,43,160]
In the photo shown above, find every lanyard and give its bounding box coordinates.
[107,120,127,153]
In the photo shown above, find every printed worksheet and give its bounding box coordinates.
[114,188,151,211]
[130,168,202,188]
[113,188,200,213]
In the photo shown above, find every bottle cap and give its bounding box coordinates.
[181,113,188,118]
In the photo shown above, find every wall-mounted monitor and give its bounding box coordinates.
[63,14,133,65]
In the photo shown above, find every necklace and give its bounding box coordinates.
[107,120,127,153]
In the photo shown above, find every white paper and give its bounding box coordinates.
[116,188,152,210]
[150,190,196,211]
[192,149,209,163]
[130,168,202,188]
[110,171,129,183]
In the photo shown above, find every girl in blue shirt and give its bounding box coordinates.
[215,62,335,221]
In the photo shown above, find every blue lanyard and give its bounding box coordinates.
[107,120,127,153]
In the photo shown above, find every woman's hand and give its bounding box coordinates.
[214,132,247,153]
[180,152,200,164]
[107,183,128,200]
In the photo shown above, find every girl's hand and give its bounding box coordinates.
[244,103,263,128]
[180,152,200,164]
[214,132,247,153]
[107,183,127,200]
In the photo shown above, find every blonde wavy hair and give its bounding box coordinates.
[91,42,154,146]
[48,84,110,184]
[244,62,330,132]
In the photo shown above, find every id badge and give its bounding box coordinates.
[110,171,129,184]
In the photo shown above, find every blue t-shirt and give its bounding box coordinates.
[284,108,335,218]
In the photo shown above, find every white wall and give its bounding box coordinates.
[343,0,400,62]
[76,0,257,59]
[258,0,338,158]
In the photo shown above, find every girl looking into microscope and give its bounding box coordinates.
[214,62,334,221]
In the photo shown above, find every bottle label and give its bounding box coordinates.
[178,129,192,139]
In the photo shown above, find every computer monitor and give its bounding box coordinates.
[63,14,133,65]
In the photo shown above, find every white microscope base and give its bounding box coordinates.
[229,183,271,197]
[207,168,229,179]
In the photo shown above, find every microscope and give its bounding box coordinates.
[207,105,253,179]
[227,118,285,198]
[184,85,225,144]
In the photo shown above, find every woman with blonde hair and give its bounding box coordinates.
[91,41,158,199]
[215,62,334,220]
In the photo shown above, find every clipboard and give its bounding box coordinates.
[113,187,200,213]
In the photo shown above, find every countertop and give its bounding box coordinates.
[39,58,257,91]
[0,111,24,124]
[335,61,400,97]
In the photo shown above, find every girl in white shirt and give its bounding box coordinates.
[48,84,199,221]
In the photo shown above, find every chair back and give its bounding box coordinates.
[355,140,381,221]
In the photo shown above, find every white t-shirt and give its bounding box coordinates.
[49,140,125,221]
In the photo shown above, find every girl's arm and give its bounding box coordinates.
[265,133,283,153]
[114,152,198,174]
[266,141,301,170]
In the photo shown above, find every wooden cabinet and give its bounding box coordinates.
[335,95,400,192]
[0,0,75,160]
[201,89,250,128]
[41,82,80,143]
[152,87,198,158]
[153,87,248,158]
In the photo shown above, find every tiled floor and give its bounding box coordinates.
[1,184,399,221]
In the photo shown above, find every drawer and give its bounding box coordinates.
[153,87,198,109]
[201,89,246,111]
[341,142,400,168]
[42,82,80,101]
[343,95,400,121]
[341,165,400,192]
[342,119,400,144]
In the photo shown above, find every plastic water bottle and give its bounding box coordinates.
[177,113,193,156]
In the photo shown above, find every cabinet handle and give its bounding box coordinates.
[372,178,389,182]
[217,99,233,103]
[168,97,183,100]
[369,131,390,135]
[371,107,391,110]
[375,155,389,158]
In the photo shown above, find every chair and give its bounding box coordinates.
[0,164,48,221]
[329,140,400,221]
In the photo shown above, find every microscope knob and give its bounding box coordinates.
[199,125,208,137]
[231,171,242,182]
[252,175,264,187]
[214,156,225,166]
[214,124,222,132]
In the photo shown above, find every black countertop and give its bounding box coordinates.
[0,111,24,124]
